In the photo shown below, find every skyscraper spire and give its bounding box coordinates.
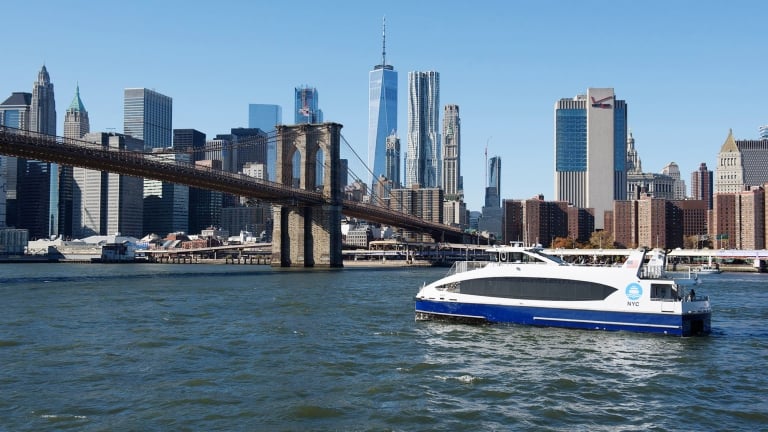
[381,16,387,68]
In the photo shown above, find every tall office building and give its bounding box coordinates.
[25,66,58,238]
[442,104,461,200]
[715,129,768,194]
[62,85,91,237]
[294,86,322,124]
[248,104,282,181]
[0,92,32,229]
[406,71,440,188]
[367,18,398,190]
[691,162,713,210]
[661,162,686,200]
[124,88,172,150]
[554,88,627,229]
[384,133,401,189]
[480,155,502,237]
[173,129,206,162]
[63,85,90,139]
[125,88,172,237]
[75,133,144,237]
[485,155,501,208]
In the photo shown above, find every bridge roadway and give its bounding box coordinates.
[0,127,465,242]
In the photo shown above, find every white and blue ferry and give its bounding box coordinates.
[415,243,711,336]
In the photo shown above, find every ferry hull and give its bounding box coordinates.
[415,299,711,337]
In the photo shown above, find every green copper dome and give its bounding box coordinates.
[68,84,86,112]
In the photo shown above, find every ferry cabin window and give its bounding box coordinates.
[455,277,617,301]
[650,284,678,300]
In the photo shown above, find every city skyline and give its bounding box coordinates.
[2,1,766,212]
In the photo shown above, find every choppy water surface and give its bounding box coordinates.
[0,264,766,431]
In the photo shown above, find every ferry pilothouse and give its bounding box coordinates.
[414,243,711,336]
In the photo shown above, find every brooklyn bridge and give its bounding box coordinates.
[0,124,468,267]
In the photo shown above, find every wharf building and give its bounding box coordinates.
[405,71,440,189]
[555,88,627,230]
[248,104,282,181]
[75,133,144,238]
[367,18,398,194]
[61,85,91,237]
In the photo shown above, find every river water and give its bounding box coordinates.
[0,264,766,431]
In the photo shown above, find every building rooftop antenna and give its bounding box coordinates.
[382,16,387,67]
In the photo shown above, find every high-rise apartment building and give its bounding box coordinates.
[0,92,32,229]
[124,88,172,150]
[711,186,766,249]
[691,162,714,210]
[387,187,443,242]
[61,85,91,237]
[75,133,144,237]
[715,129,768,194]
[367,19,398,190]
[555,88,627,229]
[502,195,569,247]
[442,104,461,200]
[295,86,322,124]
[248,104,282,181]
[406,71,440,188]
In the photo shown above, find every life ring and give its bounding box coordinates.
[500,252,508,262]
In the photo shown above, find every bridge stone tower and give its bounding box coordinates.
[272,123,343,267]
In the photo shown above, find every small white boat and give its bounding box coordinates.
[691,264,721,275]
[690,257,721,274]
[414,243,711,336]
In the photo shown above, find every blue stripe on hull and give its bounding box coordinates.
[415,300,711,337]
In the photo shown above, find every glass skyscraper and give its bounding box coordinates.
[248,104,282,181]
[367,18,398,191]
[554,88,627,229]
[485,155,501,208]
[294,86,322,124]
[406,71,440,188]
[0,92,32,229]
[124,88,172,150]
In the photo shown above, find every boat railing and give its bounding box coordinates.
[639,264,665,279]
[446,260,488,276]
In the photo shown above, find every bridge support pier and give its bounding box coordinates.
[271,123,343,267]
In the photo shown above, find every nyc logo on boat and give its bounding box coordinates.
[625,283,642,306]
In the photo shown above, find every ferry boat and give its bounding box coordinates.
[414,243,711,336]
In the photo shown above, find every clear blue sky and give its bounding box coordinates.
[3,1,766,212]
